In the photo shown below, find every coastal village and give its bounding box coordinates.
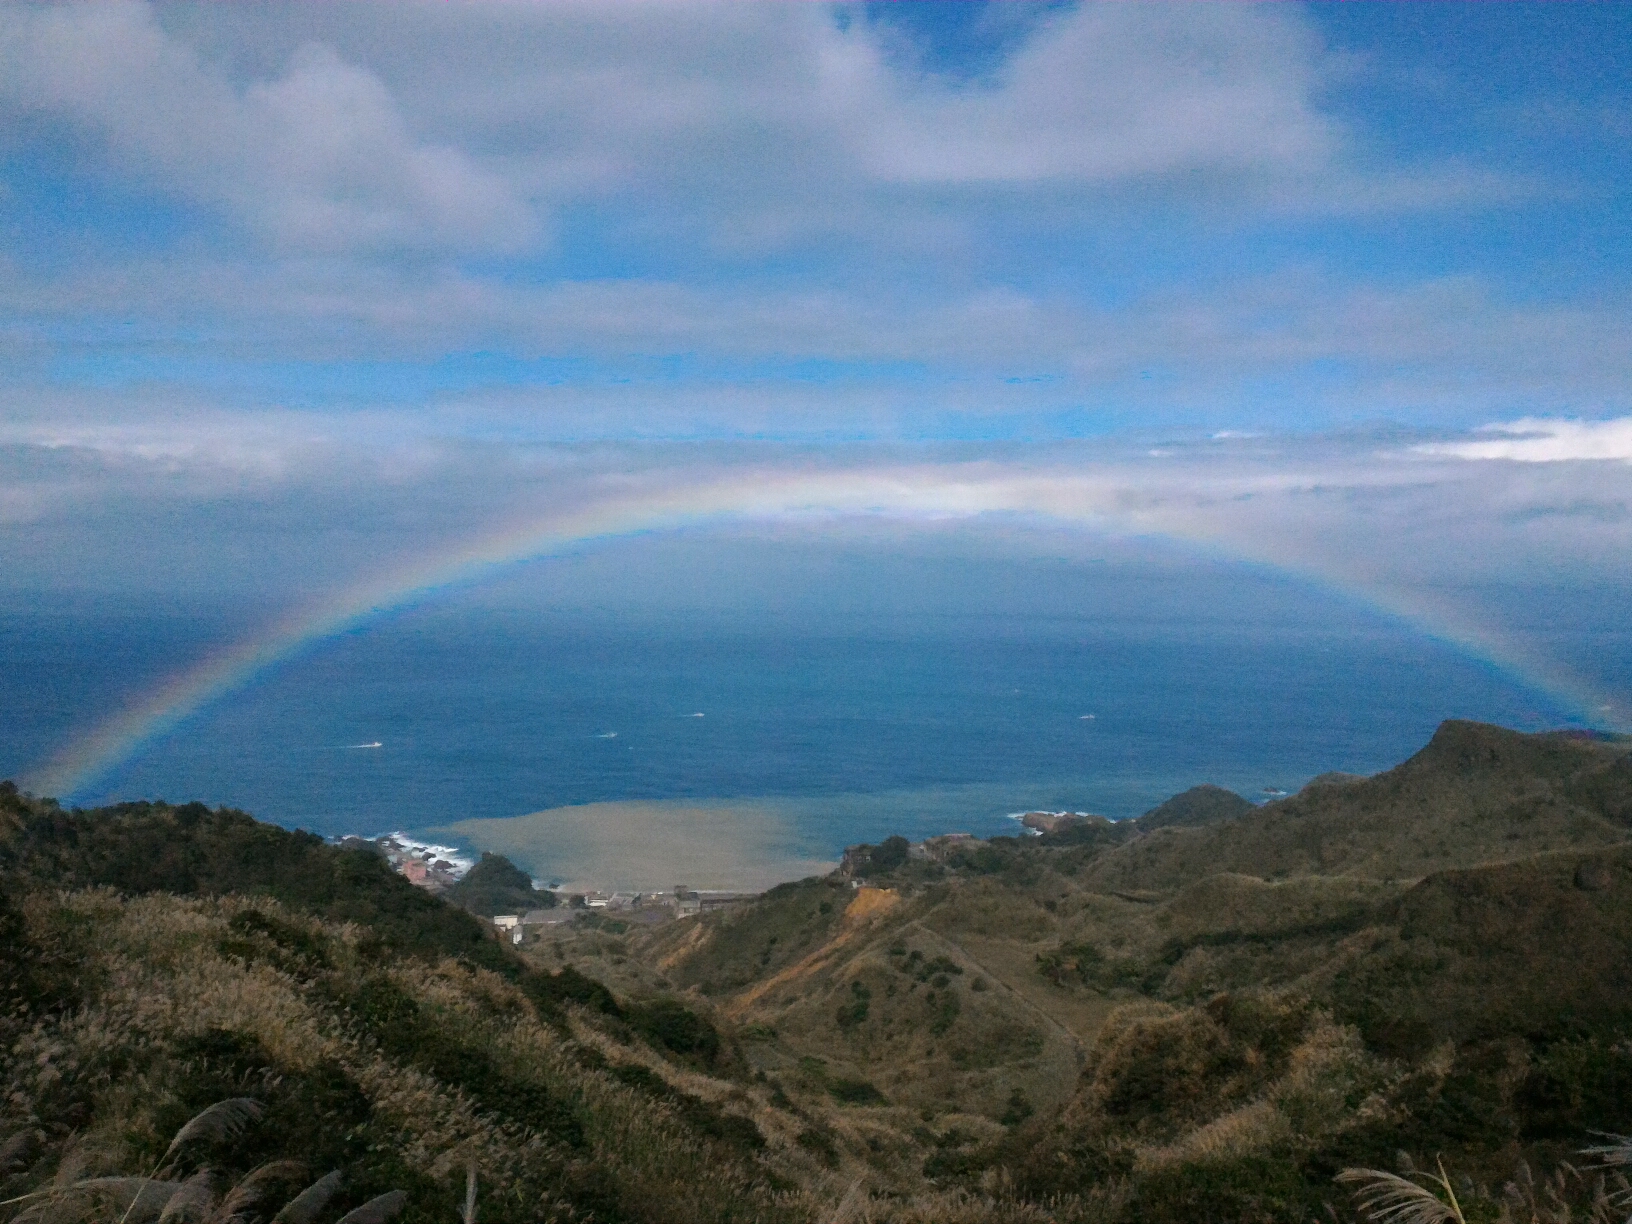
[348,809,1097,941]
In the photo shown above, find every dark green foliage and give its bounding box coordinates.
[445,852,556,918]
[795,1125,839,1167]
[127,1078,442,1224]
[1037,940,1142,991]
[999,1089,1033,1126]
[520,964,622,1021]
[1411,1066,1519,1148]
[826,1077,886,1105]
[1096,1018,1241,1126]
[1036,816,1133,849]
[836,980,871,1029]
[841,836,911,878]
[1135,785,1255,832]
[608,1063,764,1155]
[948,842,1013,875]
[891,947,963,985]
[623,997,721,1067]
[1329,847,1632,1054]
[1079,993,1313,1139]
[0,882,53,1019]
[1563,753,1632,825]
[940,835,1047,885]
[163,1028,373,1178]
[1202,992,1312,1068]
[1006,1006,1632,1224]
[922,1130,983,1183]
[927,991,960,1036]
[869,836,910,873]
[0,795,510,973]
[1517,1037,1632,1138]
[1126,1155,1325,1224]
[218,908,333,978]
[515,972,721,1070]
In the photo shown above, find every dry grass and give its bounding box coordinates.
[0,888,815,1224]
[2,1101,391,1224]
[1338,1163,1467,1224]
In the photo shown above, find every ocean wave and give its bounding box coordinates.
[358,831,477,874]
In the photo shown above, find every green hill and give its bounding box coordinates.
[1079,720,1632,892]
[1134,784,1256,832]
[0,786,805,1224]
[593,721,1632,1220]
[5,720,1632,1224]
[445,851,558,917]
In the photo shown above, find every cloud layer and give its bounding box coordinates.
[1419,417,1632,464]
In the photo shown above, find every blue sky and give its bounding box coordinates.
[0,2,1629,725]
[2,1,1627,434]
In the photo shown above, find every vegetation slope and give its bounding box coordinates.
[0,791,827,1224]
[573,722,1632,1221]
[4,720,1632,1224]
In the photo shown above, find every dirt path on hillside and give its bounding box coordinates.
[722,886,901,1017]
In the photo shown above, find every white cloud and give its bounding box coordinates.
[1415,417,1632,464]
[0,1,1364,259]
[193,1,1339,190]
[0,2,537,252]
[854,5,1334,186]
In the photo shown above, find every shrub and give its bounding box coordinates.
[1001,1089,1035,1127]
[796,1126,840,1167]
[837,980,872,1029]
[625,997,722,1066]
[828,1078,887,1106]
[870,836,910,874]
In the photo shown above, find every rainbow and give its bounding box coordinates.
[25,462,1629,801]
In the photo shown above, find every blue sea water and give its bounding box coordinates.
[0,585,1587,866]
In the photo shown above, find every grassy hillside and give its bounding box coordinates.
[5,720,1632,1224]
[0,787,831,1224]
[1078,721,1632,892]
[565,721,1632,1221]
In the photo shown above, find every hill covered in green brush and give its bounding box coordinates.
[564,722,1632,1220]
[3,720,1632,1224]
[0,788,795,1224]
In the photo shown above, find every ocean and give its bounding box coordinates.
[0,582,1585,885]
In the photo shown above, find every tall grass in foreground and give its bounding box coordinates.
[1340,1136,1632,1224]
[1,889,806,1224]
[0,1100,404,1224]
